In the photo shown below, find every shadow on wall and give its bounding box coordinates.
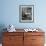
[0,24,7,43]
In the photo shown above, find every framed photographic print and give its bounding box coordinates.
[19,5,34,23]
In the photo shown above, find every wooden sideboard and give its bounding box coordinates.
[2,30,45,46]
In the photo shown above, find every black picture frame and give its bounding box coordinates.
[19,5,34,23]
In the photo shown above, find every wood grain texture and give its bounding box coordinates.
[24,32,45,46]
[2,32,23,46]
[2,31,45,46]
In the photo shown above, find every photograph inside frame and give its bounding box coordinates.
[19,5,34,23]
[22,7,32,20]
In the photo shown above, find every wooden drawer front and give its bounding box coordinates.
[32,44,44,46]
[3,36,23,44]
[3,36,23,46]
[3,43,23,46]
[24,36,32,46]
[24,36,44,46]
[32,36,45,44]
[3,44,15,46]
[3,32,23,36]
[24,32,44,36]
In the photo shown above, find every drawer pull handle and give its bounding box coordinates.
[9,38,13,40]
[32,39,36,40]
[9,38,12,40]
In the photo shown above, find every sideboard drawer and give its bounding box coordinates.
[24,32,44,36]
[3,32,23,46]
[3,32,23,36]
[32,36,44,44]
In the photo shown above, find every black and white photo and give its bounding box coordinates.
[19,5,34,23]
